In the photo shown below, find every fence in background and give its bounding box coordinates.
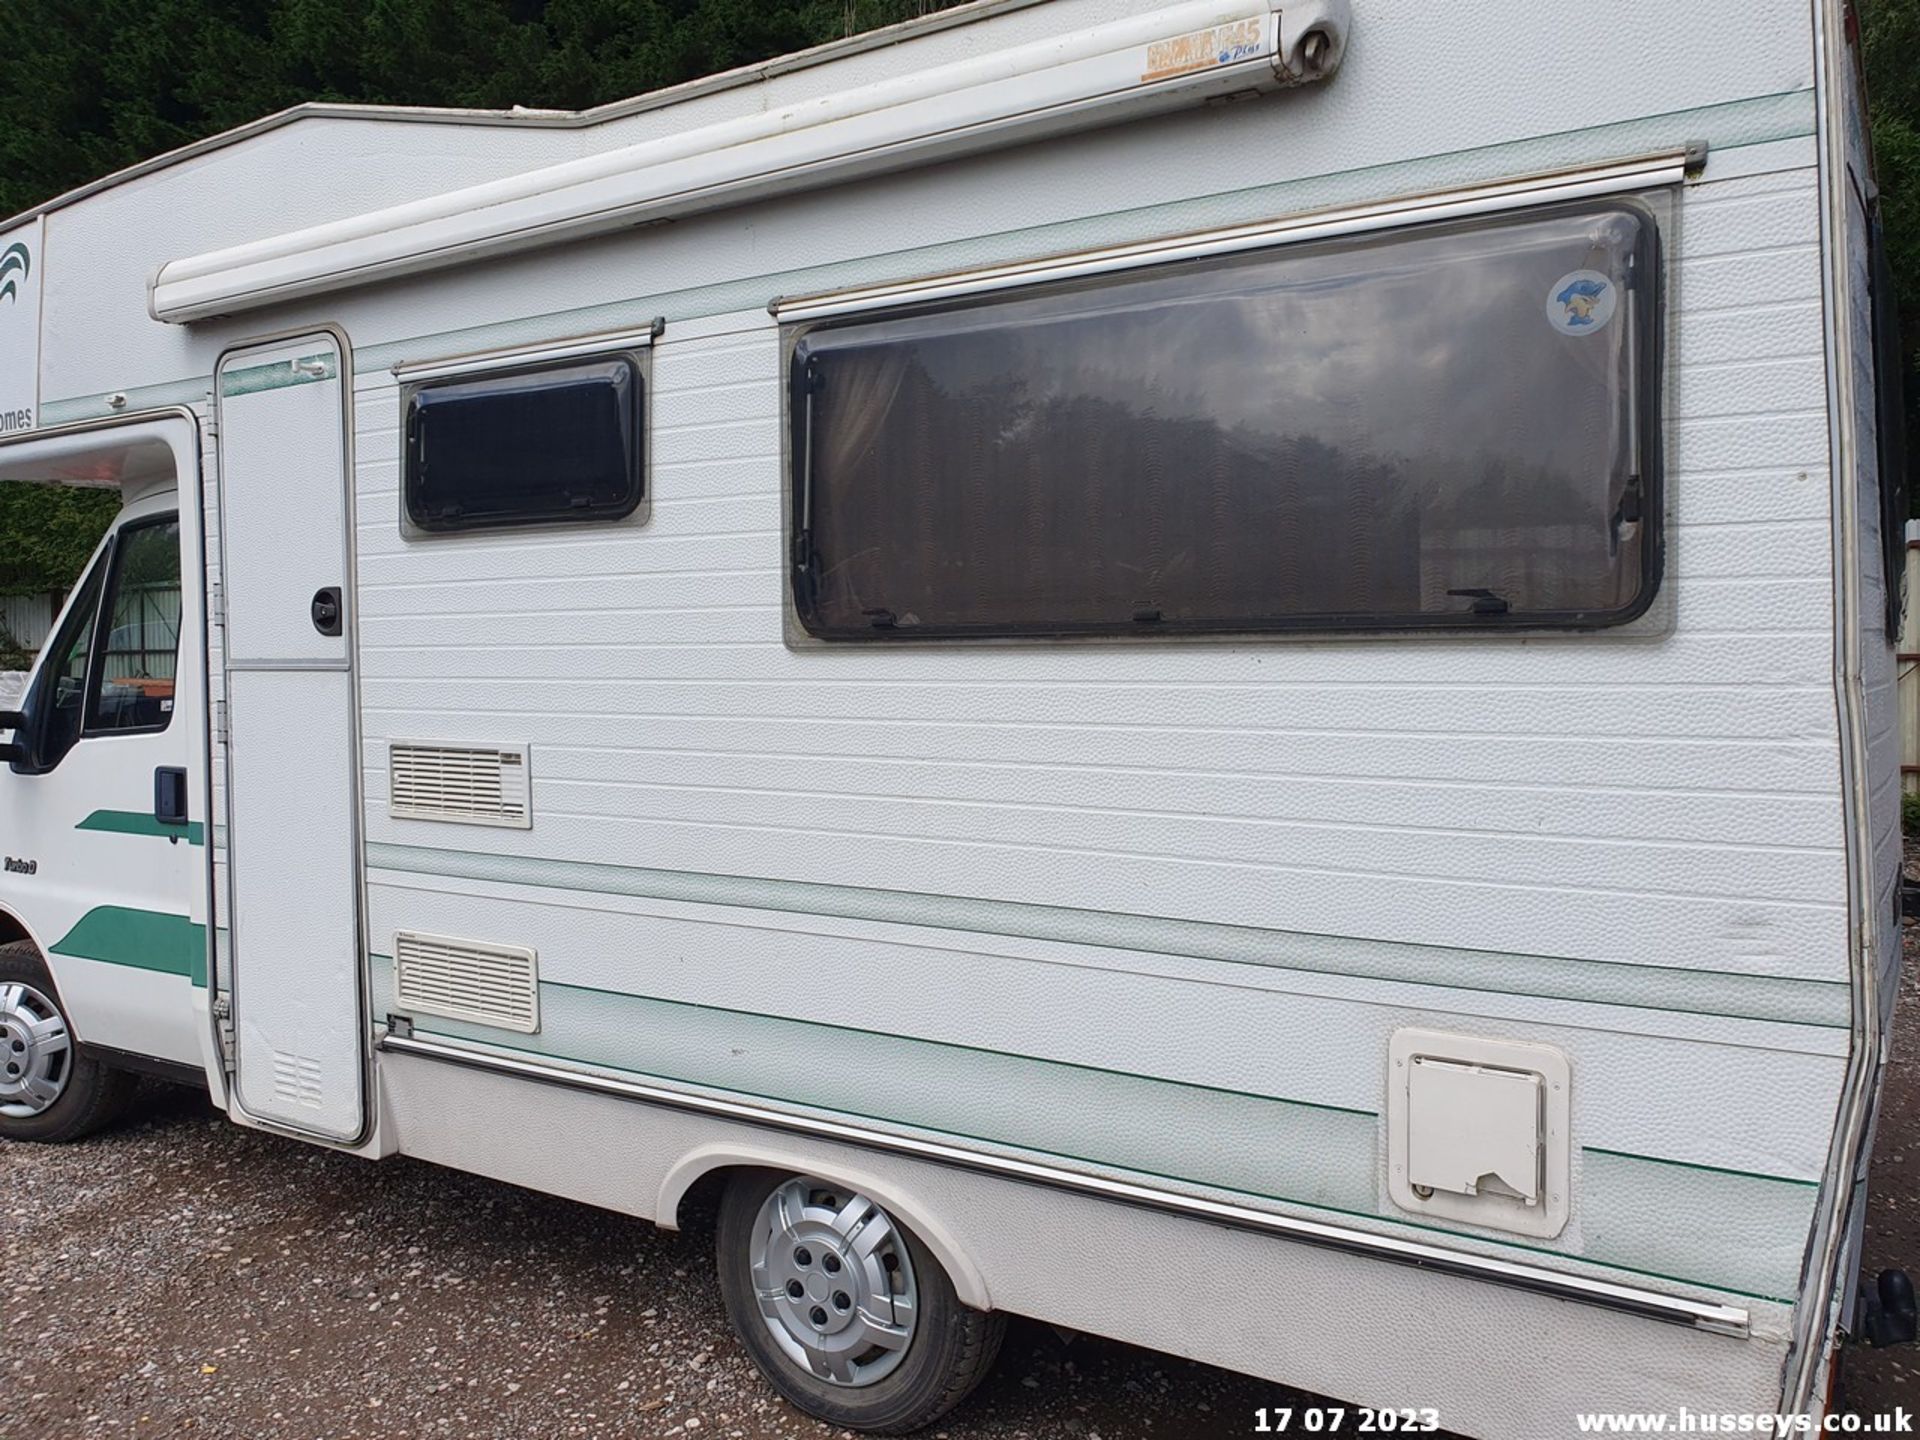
[0,592,58,656]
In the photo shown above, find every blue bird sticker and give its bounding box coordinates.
[1546,268,1617,336]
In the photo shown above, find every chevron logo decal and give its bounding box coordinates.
[0,242,29,305]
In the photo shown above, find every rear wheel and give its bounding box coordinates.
[716,1170,1004,1434]
[0,941,133,1143]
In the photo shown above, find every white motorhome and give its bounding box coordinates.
[0,0,1909,1431]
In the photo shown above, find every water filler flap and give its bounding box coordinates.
[1387,1029,1572,1239]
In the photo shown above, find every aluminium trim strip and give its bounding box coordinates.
[0,405,202,459]
[390,319,664,382]
[772,148,1698,323]
[378,1028,1752,1339]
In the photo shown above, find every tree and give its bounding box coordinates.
[0,1,949,218]
[1861,0,1920,510]
[0,482,118,599]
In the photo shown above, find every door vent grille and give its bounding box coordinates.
[271,1051,324,1109]
[393,931,540,1034]
[389,741,531,828]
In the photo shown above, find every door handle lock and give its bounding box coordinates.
[154,767,189,837]
[311,586,343,637]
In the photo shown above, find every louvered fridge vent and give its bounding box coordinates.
[389,741,532,828]
[393,931,540,1034]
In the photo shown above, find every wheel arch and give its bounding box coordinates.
[655,1143,994,1312]
[0,905,83,1038]
[0,903,45,954]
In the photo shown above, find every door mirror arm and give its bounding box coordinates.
[0,708,38,772]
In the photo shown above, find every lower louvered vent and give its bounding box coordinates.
[393,931,540,1034]
[390,741,531,827]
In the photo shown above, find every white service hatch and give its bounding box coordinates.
[1387,1029,1571,1239]
[1406,1057,1543,1205]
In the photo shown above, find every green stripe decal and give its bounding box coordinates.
[1581,1149,1816,1302]
[77,810,205,846]
[52,906,207,986]
[369,958,1808,1302]
[1582,1145,1821,1188]
[366,843,1848,1028]
[219,351,336,398]
[371,955,1382,1219]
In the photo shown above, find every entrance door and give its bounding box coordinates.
[215,333,364,1142]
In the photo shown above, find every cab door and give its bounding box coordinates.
[0,483,204,1068]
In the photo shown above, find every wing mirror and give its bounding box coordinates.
[0,709,29,767]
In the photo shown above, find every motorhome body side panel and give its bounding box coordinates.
[352,130,1835,1429]
[378,1050,1793,1436]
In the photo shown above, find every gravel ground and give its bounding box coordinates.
[9,913,1920,1439]
[3,1088,1308,1440]
[0,671,25,708]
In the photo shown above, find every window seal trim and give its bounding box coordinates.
[772,146,1697,324]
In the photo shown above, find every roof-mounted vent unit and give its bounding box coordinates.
[149,0,1351,322]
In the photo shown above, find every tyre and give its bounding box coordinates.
[0,940,134,1143]
[716,1170,1005,1434]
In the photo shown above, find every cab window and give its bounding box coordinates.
[23,548,108,769]
[86,517,181,734]
[15,514,180,773]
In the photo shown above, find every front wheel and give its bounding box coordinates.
[0,941,134,1142]
[716,1170,1005,1434]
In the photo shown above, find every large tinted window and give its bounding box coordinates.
[788,201,1661,639]
[404,355,642,533]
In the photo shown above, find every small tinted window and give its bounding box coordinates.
[404,356,642,533]
[788,200,1661,639]
[87,517,181,734]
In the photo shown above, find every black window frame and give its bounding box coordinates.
[401,349,647,536]
[784,196,1666,643]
